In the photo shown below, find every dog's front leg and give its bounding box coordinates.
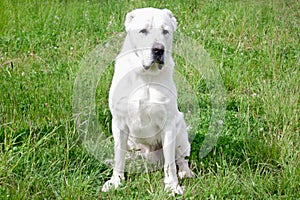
[162,123,184,195]
[102,119,128,192]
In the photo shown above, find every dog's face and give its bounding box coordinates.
[124,8,177,70]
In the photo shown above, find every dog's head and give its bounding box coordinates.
[124,8,177,70]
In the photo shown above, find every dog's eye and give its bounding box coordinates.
[139,29,148,34]
[162,29,169,35]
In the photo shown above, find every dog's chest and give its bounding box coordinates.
[127,85,170,133]
[110,69,178,141]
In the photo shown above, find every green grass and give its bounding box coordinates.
[1,0,299,199]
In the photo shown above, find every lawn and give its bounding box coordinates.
[0,0,299,199]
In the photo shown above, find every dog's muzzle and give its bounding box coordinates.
[152,42,165,64]
[144,42,165,70]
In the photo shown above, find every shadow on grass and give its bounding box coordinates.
[190,131,283,175]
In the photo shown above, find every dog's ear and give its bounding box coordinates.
[124,10,136,32]
[163,9,177,31]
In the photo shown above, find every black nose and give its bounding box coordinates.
[152,43,165,56]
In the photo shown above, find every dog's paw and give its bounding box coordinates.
[164,183,184,196]
[102,174,124,192]
[178,168,195,179]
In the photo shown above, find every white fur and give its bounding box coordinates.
[102,8,194,195]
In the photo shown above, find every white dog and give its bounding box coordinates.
[102,8,194,195]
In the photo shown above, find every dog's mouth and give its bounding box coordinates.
[143,59,164,70]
